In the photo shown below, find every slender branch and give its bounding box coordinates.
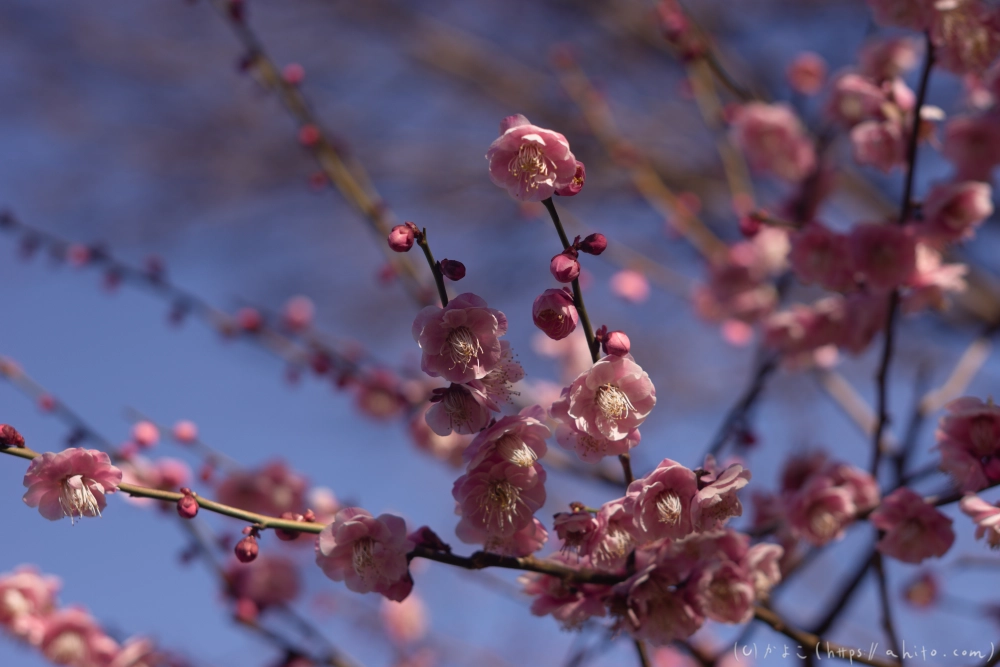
[632,638,652,667]
[870,34,935,475]
[872,552,902,662]
[706,354,778,457]
[810,549,877,636]
[754,604,899,667]
[415,228,449,307]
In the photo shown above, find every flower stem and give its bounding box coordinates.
[415,227,449,307]
[542,198,597,362]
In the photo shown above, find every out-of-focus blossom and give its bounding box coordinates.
[425,383,493,436]
[40,607,118,667]
[22,448,122,523]
[216,461,307,517]
[870,488,955,563]
[610,270,651,304]
[943,113,1000,180]
[521,553,609,629]
[131,422,159,449]
[380,592,429,646]
[960,494,1000,549]
[0,566,60,644]
[789,222,854,293]
[901,244,967,313]
[226,555,301,610]
[937,397,1000,492]
[849,223,917,292]
[729,103,816,182]
[919,181,993,246]
[859,37,920,80]
[409,407,470,467]
[851,120,906,172]
[787,52,827,95]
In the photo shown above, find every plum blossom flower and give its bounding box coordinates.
[691,464,752,532]
[476,341,524,407]
[463,407,550,469]
[690,559,756,624]
[901,244,967,313]
[216,461,307,517]
[0,566,60,644]
[226,555,301,610]
[40,607,118,667]
[936,396,1000,492]
[744,543,785,599]
[943,112,1000,181]
[585,500,638,570]
[789,222,854,292]
[486,115,579,202]
[787,476,856,546]
[931,0,1000,74]
[851,120,906,172]
[522,555,610,630]
[532,288,578,340]
[380,593,429,647]
[787,52,827,95]
[457,516,549,556]
[849,223,917,292]
[553,508,600,555]
[960,494,1000,549]
[826,74,887,127]
[551,386,642,462]
[729,103,816,182]
[315,508,415,601]
[624,459,698,544]
[411,293,508,384]
[859,37,920,80]
[425,383,493,436]
[870,488,955,563]
[557,354,656,443]
[692,242,779,325]
[22,448,122,523]
[610,270,651,304]
[453,454,546,541]
[616,554,704,644]
[919,181,994,246]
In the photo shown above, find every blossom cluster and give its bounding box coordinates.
[0,565,173,667]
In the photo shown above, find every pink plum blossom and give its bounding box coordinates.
[315,508,414,601]
[870,488,955,563]
[486,115,579,202]
[216,461,307,517]
[729,103,816,182]
[550,251,580,283]
[902,244,968,313]
[851,120,906,172]
[554,160,586,197]
[131,421,159,449]
[556,354,656,443]
[859,37,920,80]
[453,454,546,540]
[553,509,600,555]
[826,74,887,127]
[744,543,785,598]
[476,340,525,408]
[0,566,60,644]
[690,559,756,624]
[610,270,651,304]
[789,222,854,292]
[22,448,122,523]
[691,464,752,532]
[411,293,508,384]
[624,459,698,544]
[585,499,638,571]
[226,555,301,610]
[936,396,1000,492]
[463,407,550,469]
[39,607,118,667]
[787,476,857,546]
[457,516,549,557]
[919,181,994,246]
[380,593,429,646]
[943,112,1000,181]
[522,553,610,629]
[787,52,827,95]
[425,383,493,436]
[959,494,1000,549]
[849,223,917,292]
[532,288,578,340]
[931,1,1000,74]
[617,555,704,644]
[282,295,315,331]
[692,242,779,325]
[551,386,642,462]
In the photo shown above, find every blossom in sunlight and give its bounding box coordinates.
[315,508,414,601]
[691,464,752,532]
[463,407,550,469]
[457,516,549,557]
[453,454,546,540]
[937,397,1000,492]
[411,293,508,384]
[486,114,579,202]
[959,494,1000,549]
[553,509,600,555]
[22,449,122,523]
[585,499,638,571]
[624,459,699,544]
[39,607,118,666]
[870,488,955,563]
[425,383,493,436]
[555,354,656,443]
[130,421,159,449]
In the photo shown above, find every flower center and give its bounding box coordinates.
[495,433,536,467]
[481,480,520,530]
[1,589,30,618]
[442,387,471,427]
[595,523,634,565]
[595,384,635,421]
[655,492,683,525]
[59,475,102,524]
[508,143,550,188]
[809,509,840,540]
[445,326,482,373]
[352,537,378,581]
[46,631,87,664]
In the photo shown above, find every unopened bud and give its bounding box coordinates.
[603,331,631,356]
[275,512,304,542]
[439,259,466,281]
[388,224,416,252]
[550,251,580,283]
[0,424,24,448]
[177,493,199,519]
[235,535,259,563]
[578,233,607,255]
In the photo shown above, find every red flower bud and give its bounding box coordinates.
[439,259,466,281]
[0,424,24,448]
[275,512,304,542]
[282,63,305,86]
[603,330,631,356]
[237,308,263,333]
[387,224,416,252]
[298,124,320,148]
[578,233,607,255]
[739,212,763,238]
[177,493,199,519]
[550,251,581,283]
[235,535,259,563]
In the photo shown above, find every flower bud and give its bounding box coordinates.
[439,259,466,281]
[739,213,762,238]
[603,330,631,356]
[550,251,581,283]
[282,63,305,86]
[532,288,578,340]
[177,493,199,519]
[298,124,320,148]
[578,233,607,255]
[0,424,24,448]
[387,225,416,252]
[237,308,263,333]
[235,535,259,563]
[132,421,160,449]
[275,512,304,542]
[787,52,827,96]
[555,161,586,197]
[173,420,198,444]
